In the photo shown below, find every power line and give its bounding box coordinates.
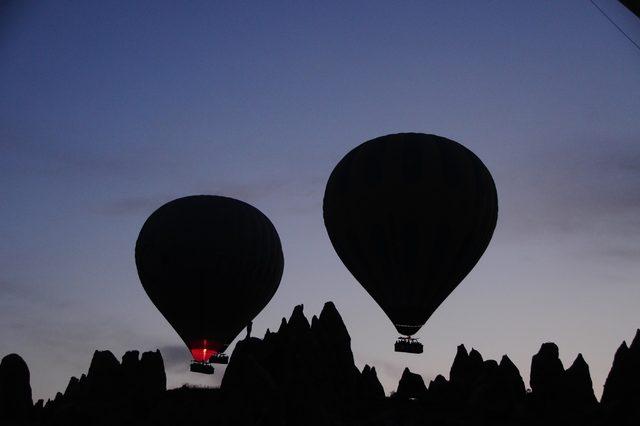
[590,0,640,52]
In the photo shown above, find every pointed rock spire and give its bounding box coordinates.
[563,353,597,409]
[86,350,121,399]
[360,365,385,400]
[63,376,79,398]
[318,301,350,345]
[396,367,427,400]
[450,345,485,390]
[311,315,320,331]
[499,355,526,397]
[602,330,640,407]
[602,341,630,405]
[277,317,287,334]
[469,348,483,363]
[449,344,469,385]
[631,329,640,351]
[288,304,310,332]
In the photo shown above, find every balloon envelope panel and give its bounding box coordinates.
[135,195,284,356]
[323,133,498,336]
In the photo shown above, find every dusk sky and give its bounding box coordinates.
[1,0,639,401]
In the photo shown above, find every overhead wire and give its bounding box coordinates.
[589,0,640,52]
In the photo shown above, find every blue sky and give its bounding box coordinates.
[1,0,639,400]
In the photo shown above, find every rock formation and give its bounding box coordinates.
[42,347,166,426]
[450,344,483,390]
[530,342,565,410]
[528,342,599,419]
[221,302,372,425]
[498,355,526,399]
[359,365,385,400]
[1,303,639,426]
[563,353,597,410]
[602,330,640,404]
[601,329,640,423]
[426,374,454,408]
[466,356,526,419]
[394,367,427,400]
[0,353,33,421]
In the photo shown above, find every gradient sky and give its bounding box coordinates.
[1,0,639,401]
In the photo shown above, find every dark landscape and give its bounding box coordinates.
[2,2,640,426]
[2,302,639,426]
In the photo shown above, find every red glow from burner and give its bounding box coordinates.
[189,339,224,362]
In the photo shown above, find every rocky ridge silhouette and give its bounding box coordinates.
[1,302,639,425]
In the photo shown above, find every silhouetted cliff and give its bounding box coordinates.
[1,304,639,426]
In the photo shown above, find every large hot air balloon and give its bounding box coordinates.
[135,195,284,373]
[323,133,498,353]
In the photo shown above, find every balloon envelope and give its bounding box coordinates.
[135,195,284,361]
[323,133,498,336]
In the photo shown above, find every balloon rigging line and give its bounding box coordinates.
[589,0,640,52]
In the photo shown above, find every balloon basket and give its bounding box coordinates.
[208,353,229,364]
[394,337,423,354]
[190,361,215,374]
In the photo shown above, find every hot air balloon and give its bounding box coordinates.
[323,133,498,353]
[135,195,284,373]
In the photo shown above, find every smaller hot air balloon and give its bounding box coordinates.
[323,134,498,353]
[135,195,284,373]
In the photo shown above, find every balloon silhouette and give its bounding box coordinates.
[135,195,283,366]
[323,133,498,341]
